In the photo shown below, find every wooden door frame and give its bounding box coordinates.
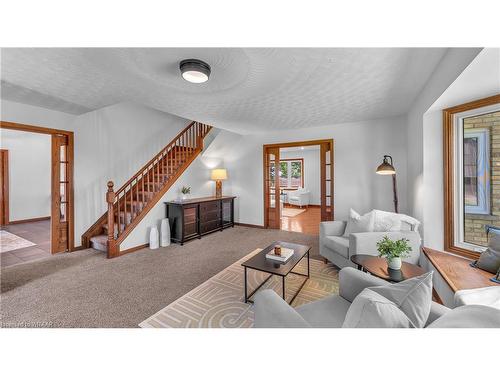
[0,121,75,251]
[263,139,334,228]
[0,149,9,226]
[443,94,500,260]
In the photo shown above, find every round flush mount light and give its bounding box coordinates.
[179,59,211,83]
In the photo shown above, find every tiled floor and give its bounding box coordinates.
[1,219,51,267]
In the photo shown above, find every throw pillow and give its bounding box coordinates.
[368,272,433,328]
[343,209,375,238]
[372,210,402,232]
[473,229,500,273]
[342,289,413,328]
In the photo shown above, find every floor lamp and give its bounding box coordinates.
[376,155,398,213]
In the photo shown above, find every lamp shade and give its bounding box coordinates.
[211,168,227,180]
[376,155,396,175]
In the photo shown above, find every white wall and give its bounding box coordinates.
[224,116,408,226]
[120,129,236,249]
[0,128,51,221]
[405,48,482,234]
[280,148,320,205]
[1,100,190,247]
[421,48,500,250]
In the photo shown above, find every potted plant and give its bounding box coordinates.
[376,236,411,270]
[181,186,191,200]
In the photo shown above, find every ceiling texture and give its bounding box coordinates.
[1,48,448,134]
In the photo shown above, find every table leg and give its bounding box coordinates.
[244,266,248,303]
[307,251,310,278]
[357,264,362,271]
[282,276,286,300]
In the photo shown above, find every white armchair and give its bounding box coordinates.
[287,188,310,208]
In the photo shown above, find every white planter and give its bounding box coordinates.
[387,257,402,270]
[182,194,189,200]
[160,218,171,247]
[149,226,159,249]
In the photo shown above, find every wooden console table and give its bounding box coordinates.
[165,196,235,245]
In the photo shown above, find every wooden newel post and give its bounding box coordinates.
[106,181,116,258]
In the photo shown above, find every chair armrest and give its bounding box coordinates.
[339,267,389,303]
[425,302,451,326]
[253,290,311,328]
[349,231,421,264]
[320,221,346,237]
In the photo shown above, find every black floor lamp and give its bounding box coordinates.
[376,155,398,213]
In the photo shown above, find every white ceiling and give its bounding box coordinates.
[1,48,448,134]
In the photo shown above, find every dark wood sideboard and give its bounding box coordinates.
[165,196,236,245]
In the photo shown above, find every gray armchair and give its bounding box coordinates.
[319,220,421,269]
[254,267,449,328]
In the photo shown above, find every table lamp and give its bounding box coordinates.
[211,168,227,198]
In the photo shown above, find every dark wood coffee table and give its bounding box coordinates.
[241,241,310,304]
[350,254,426,282]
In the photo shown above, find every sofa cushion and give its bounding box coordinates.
[427,305,500,328]
[342,288,413,328]
[368,272,433,328]
[296,295,351,328]
[323,235,349,258]
[343,208,375,237]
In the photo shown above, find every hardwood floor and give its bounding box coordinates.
[281,206,320,235]
[1,219,51,267]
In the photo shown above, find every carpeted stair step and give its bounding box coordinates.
[90,234,108,252]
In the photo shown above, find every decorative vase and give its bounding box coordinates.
[149,226,159,249]
[160,218,170,247]
[182,194,189,200]
[387,257,402,270]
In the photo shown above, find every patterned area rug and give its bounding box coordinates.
[139,248,339,328]
[282,207,306,217]
[0,230,36,253]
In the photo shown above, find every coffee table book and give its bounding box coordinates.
[266,247,294,263]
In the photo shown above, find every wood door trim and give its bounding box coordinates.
[443,94,500,260]
[0,121,74,251]
[263,138,334,228]
[0,149,9,225]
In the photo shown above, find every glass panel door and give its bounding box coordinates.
[320,141,334,221]
[51,134,69,253]
[264,147,281,228]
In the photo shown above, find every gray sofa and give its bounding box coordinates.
[254,267,449,328]
[319,220,421,268]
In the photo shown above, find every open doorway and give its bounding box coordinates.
[0,122,74,267]
[263,139,333,235]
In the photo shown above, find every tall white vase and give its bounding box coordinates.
[149,226,159,250]
[160,218,171,247]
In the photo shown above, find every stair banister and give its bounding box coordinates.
[106,181,117,258]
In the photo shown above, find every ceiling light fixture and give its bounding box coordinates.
[179,59,211,83]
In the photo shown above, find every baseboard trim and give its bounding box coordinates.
[234,222,265,229]
[119,243,149,255]
[72,245,86,251]
[8,216,50,225]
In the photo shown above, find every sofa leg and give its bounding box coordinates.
[323,257,328,264]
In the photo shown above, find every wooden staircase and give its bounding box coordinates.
[82,121,212,258]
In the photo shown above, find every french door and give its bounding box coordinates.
[320,140,334,221]
[264,147,281,229]
[51,133,73,253]
[263,139,334,228]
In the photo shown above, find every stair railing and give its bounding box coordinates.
[105,121,211,257]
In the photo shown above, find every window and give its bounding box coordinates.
[279,159,303,189]
[464,129,489,214]
[444,96,500,259]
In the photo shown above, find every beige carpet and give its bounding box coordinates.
[282,207,306,217]
[0,231,36,253]
[140,248,339,328]
[1,226,327,327]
